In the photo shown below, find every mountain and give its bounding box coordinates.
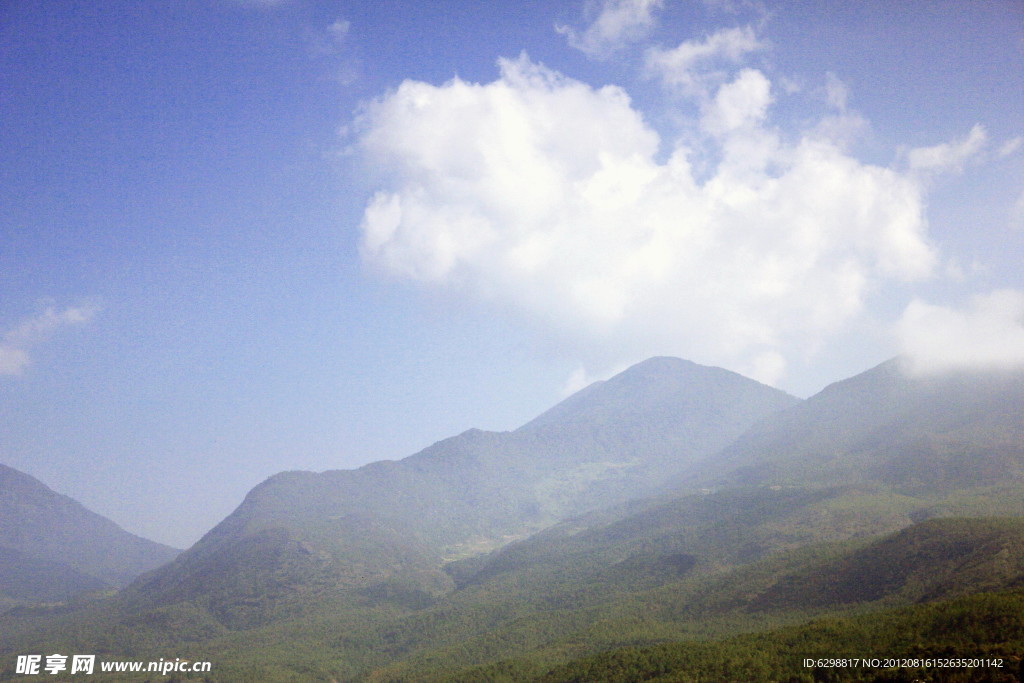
[516,357,801,499]
[370,518,1024,681]
[0,547,107,605]
[5,357,1022,681]
[350,361,1024,678]
[751,516,1024,610]
[0,464,180,604]
[455,360,1024,606]
[120,357,799,628]
[687,358,1024,493]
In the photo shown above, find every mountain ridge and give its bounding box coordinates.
[0,463,180,604]
[115,356,800,628]
[678,357,1024,492]
[2,356,1023,681]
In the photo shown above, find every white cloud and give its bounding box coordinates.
[304,17,358,85]
[309,17,351,55]
[561,366,593,397]
[998,136,1022,158]
[701,67,771,135]
[327,18,350,45]
[897,290,1024,375]
[0,304,100,376]
[907,124,987,175]
[824,72,849,111]
[645,25,764,94]
[810,74,869,152]
[354,54,939,387]
[0,347,29,376]
[557,0,664,59]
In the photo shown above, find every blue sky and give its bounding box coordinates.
[2,0,1022,548]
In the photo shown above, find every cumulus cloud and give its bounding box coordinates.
[353,54,945,386]
[701,67,771,135]
[557,0,664,58]
[0,304,100,376]
[896,290,1024,375]
[906,124,987,175]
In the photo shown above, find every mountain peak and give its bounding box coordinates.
[518,356,797,434]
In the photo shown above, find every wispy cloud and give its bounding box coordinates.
[0,304,100,376]
[824,72,849,111]
[304,17,358,85]
[897,289,1024,375]
[307,17,350,55]
[354,54,940,386]
[557,0,664,59]
[998,136,1022,158]
[327,18,350,44]
[645,25,764,95]
[906,124,987,176]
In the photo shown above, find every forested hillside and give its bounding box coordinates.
[2,358,1022,682]
[0,464,179,605]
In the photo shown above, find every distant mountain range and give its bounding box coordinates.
[0,464,179,605]
[688,357,1024,493]
[1,356,1022,681]
[123,357,798,628]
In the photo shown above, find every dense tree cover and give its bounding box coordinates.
[530,590,1024,683]
[3,514,1024,681]
[8,589,1020,682]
